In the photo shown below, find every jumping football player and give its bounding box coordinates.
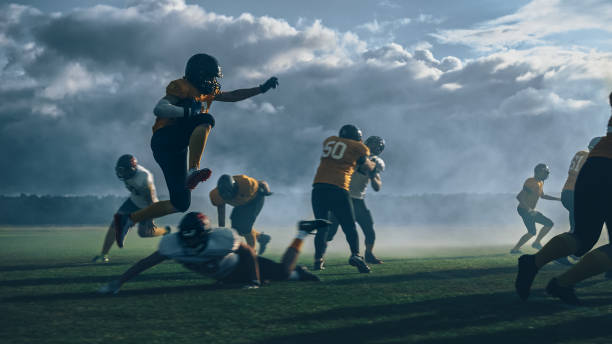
[113,53,279,247]
[92,155,170,263]
[98,212,329,294]
[510,163,561,254]
[326,136,386,264]
[311,124,376,273]
[210,174,272,254]
[515,91,612,305]
[555,136,602,265]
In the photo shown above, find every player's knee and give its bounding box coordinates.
[557,232,580,255]
[171,195,191,212]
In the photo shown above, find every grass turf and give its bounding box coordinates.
[1,227,612,344]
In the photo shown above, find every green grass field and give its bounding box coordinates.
[2,227,612,344]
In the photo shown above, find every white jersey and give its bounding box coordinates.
[158,228,241,279]
[349,156,385,199]
[123,165,158,208]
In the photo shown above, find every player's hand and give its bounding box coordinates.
[370,156,385,174]
[259,77,279,93]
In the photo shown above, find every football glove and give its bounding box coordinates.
[259,77,279,93]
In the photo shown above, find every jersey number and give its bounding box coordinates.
[569,154,587,173]
[322,141,347,160]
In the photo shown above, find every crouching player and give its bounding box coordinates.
[92,155,169,263]
[327,136,386,264]
[510,163,561,254]
[311,124,376,273]
[98,212,329,294]
[210,174,272,254]
[113,53,279,246]
[515,91,612,305]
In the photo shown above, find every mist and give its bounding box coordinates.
[1,1,612,248]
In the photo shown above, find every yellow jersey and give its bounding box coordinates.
[152,79,218,133]
[210,175,260,207]
[313,136,370,191]
[517,177,543,210]
[562,150,589,191]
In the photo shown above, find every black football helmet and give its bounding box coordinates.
[184,53,222,95]
[179,212,211,248]
[339,124,362,141]
[217,174,238,201]
[364,136,385,155]
[534,163,550,181]
[115,154,138,180]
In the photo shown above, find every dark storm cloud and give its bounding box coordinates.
[0,0,610,199]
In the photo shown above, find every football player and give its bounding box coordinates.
[515,91,612,305]
[510,163,561,254]
[311,124,376,273]
[210,174,272,254]
[113,53,279,247]
[92,155,170,263]
[555,136,602,265]
[98,212,330,294]
[326,136,386,264]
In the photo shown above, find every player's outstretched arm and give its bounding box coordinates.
[98,251,168,294]
[215,77,278,102]
[542,194,561,201]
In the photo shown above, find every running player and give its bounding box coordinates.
[113,53,278,247]
[92,155,169,262]
[326,136,386,264]
[311,124,376,273]
[210,174,272,254]
[510,163,561,254]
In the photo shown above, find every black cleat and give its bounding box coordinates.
[313,258,325,271]
[298,219,332,234]
[349,254,371,273]
[257,232,271,255]
[365,251,383,264]
[515,254,539,301]
[546,278,581,306]
[295,265,320,282]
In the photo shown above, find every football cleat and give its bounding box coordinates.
[295,265,321,282]
[97,280,121,295]
[515,254,539,301]
[92,255,110,263]
[349,255,371,273]
[257,232,271,255]
[365,252,383,264]
[298,219,332,234]
[546,278,581,305]
[531,242,543,250]
[114,213,134,248]
[186,168,212,190]
[510,249,522,254]
[313,258,325,271]
[242,280,261,290]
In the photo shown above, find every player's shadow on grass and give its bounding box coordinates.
[0,262,126,272]
[326,266,518,285]
[0,271,198,287]
[257,292,612,344]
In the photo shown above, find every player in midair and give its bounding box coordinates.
[98,212,329,294]
[510,163,561,254]
[92,155,170,263]
[113,53,278,247]
[210,174,272,254]
[515,91,612,305]
[311,124,376,273]
[555,136,602,265]
[326,136,386,264]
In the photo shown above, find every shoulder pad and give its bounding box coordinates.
[166,79,200,99]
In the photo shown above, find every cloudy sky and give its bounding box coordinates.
[1,0,612,197]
